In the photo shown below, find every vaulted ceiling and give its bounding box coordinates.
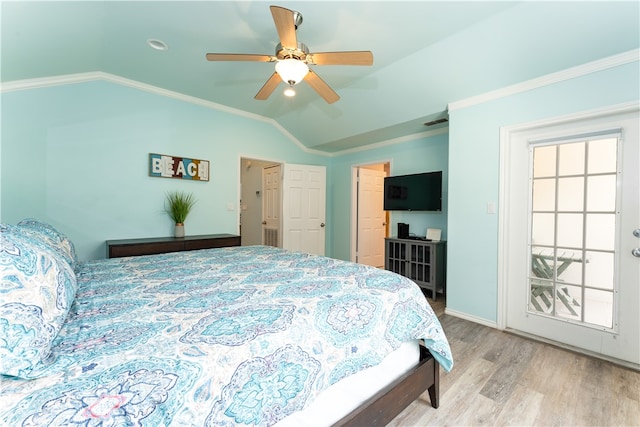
[2,1,638,153]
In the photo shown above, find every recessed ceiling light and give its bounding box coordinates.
[147,39,168,51]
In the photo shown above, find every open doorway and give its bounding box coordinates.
[350,162,390,267]
[241,158,327,255]
[239,157,282,246]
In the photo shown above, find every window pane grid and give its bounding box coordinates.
[529,137,617,329]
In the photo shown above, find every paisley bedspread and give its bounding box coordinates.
[0,245,453,426]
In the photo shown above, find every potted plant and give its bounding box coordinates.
[165,190,197,238]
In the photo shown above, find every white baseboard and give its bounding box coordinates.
[444,308,498,329]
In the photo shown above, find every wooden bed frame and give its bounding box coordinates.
[333,345,439,426]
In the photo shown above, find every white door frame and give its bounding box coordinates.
[238,155,284,244]
[350,160,392,262]
[497,102,639,366]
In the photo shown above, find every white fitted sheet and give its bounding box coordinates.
[275,339,421,427]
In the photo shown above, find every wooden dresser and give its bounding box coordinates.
[106,234,241,258]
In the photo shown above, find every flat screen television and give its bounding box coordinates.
[383,171,442,211]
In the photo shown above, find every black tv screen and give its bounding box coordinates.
[383,171,442,211]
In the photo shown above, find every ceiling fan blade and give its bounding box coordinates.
[304,70,340,104]
[308,51,374,66]
[255,72,282,100]
[206,53,274,62]
[270,5,297,50]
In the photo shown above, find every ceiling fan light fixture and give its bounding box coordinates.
[205,5,372,103]
[283,86,296,97]
[275,58,309,86]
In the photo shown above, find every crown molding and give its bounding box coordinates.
[448,49,639,112]
[0,72,105,92]
[331,126,449,157]
[4,47,636,157]
[0,71,332,156]
[1,72,265,122]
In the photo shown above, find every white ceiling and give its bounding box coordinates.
[2,1,638,153]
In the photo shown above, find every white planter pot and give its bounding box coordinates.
[174,223,185,238]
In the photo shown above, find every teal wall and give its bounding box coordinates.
[447,60,640,323]
[2,58,637,327]
[329,132,449,261]
[0,77,450,263]
[1,80,328,260]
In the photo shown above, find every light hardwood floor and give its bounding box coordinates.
[388,298,640,427]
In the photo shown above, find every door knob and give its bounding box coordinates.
[634,228,640,238]
[632,248,640,258]
[262,221,267,225]
[320,223,325,227]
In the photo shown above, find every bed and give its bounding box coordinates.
[0,219,453,426]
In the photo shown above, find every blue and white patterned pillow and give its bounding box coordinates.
[0,224,77,378]
[17,218,78,271]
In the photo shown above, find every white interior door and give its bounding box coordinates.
[262,164,281,247]
[357,168,386,267]
[502,106,639,367]
[282,164,326,256]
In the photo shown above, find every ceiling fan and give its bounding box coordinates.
[205,5,373,104]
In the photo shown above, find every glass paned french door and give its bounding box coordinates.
[529,136,618,329]
[504,107,638,366]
